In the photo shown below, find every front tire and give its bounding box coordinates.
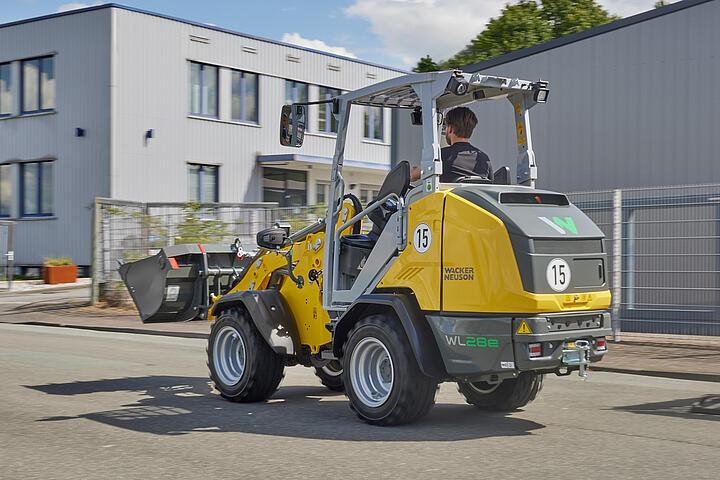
[458,372,543,411]
[342,314,438,426]
[207,308,285,402]
[314,361,344,392]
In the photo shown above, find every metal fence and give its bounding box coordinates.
[0,221,14,290]
[569,184,720,336]
[91,198,327,303]
[93,184,720,336]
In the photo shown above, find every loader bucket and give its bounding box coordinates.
[118,244,250,323]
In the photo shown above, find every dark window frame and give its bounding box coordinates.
[189,61,219,118]
[20,160,54,217]
[262,167,308,207]
[318,86,341,134]
[231,69,259,124]
[21,56,55,115]
[188,163,219,203]
[285,80,308,104]
[364,106,384,141]
[0,62,12,117]
[0,164,12,217]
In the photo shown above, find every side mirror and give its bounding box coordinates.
[279,104,306,147]
[410,107,422,125]
[256,224,290,250]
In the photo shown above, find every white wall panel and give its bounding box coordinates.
[0,9,111,266]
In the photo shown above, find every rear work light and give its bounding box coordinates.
[528,343,542,358]
[595,338,607,351]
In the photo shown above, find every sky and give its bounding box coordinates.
[0,0,664,68]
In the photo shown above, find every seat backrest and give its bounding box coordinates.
[377,161,411,203]
[367,161,411,230]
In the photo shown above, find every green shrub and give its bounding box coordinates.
[44,257,74,266]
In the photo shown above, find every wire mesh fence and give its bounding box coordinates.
[569,184,720,336]
[91,199,326,303]
[94,184,720,336]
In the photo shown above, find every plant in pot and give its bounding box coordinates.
[43,257,78,285]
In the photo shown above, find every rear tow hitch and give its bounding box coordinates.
[562,340,591,379]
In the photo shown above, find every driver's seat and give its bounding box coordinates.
[338,161,411,289]
[341,160,410,248]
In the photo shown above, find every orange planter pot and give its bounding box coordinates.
[43,265,78,285]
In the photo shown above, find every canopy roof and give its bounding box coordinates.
[343,70,543,110]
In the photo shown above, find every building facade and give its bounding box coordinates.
[0,4,403,269]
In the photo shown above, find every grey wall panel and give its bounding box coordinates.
[0,9,111,266]
[463,0,720,193]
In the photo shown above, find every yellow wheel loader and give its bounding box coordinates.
[121,71,611,425]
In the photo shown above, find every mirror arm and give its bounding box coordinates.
[282,248,304,289]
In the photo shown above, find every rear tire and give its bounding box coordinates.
[457,372,543,411]
[314,361,345,392]
[207,308,285,402]
[342,314,438,426]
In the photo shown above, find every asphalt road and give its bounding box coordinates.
[1,324,718,480]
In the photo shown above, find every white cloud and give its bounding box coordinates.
[56,2,101,13]
[600,0,660,17]
[346,0,658,67]
[281,32,357,59]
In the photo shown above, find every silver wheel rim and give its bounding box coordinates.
[350,337,394,408]
[321,360,343,377]
[213,326,246,386]
[468,381,501,394]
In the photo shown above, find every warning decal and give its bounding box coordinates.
[516,320,533,335]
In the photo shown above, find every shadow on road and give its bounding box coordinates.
[27,375,545,441]
[612,397,720,422]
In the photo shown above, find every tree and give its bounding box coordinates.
[419,0,619,69]
[413,55,441,72]
[541,0,619,37]
[445,1,552,68]
[654,0,669,8]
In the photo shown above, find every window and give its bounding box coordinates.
[188,164,219,203]
[316,182,329,205]
[231,70,258,123]
[263,168,307,207]
[364,106,384,141]
[318,86,341,133]
[22,56,55,114]
[360,186,380,206]
[21,161,53,216]
[0,164,11,217]
[285,80,308,105]
[0,63,11,117]
[189,62,218,118]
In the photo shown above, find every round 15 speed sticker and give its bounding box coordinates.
[413,223,432,253]
[546,258,571,292]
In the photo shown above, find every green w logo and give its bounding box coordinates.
[539,216,578,235]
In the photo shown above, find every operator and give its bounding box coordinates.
[409,106,493,183]
[441,106,492,182]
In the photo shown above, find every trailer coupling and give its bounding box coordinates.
[561,339,592,379]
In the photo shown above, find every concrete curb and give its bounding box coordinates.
[11,321,208,340]
[6,320,718,384]
[591,366,720,384]
[0,283,90,297]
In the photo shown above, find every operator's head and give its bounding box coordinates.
[444,106,477,145]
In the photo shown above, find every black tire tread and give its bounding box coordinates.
[343,315,438,426]
[458,372,543,411]
[314,364,345,392]
[207,308,285,403]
